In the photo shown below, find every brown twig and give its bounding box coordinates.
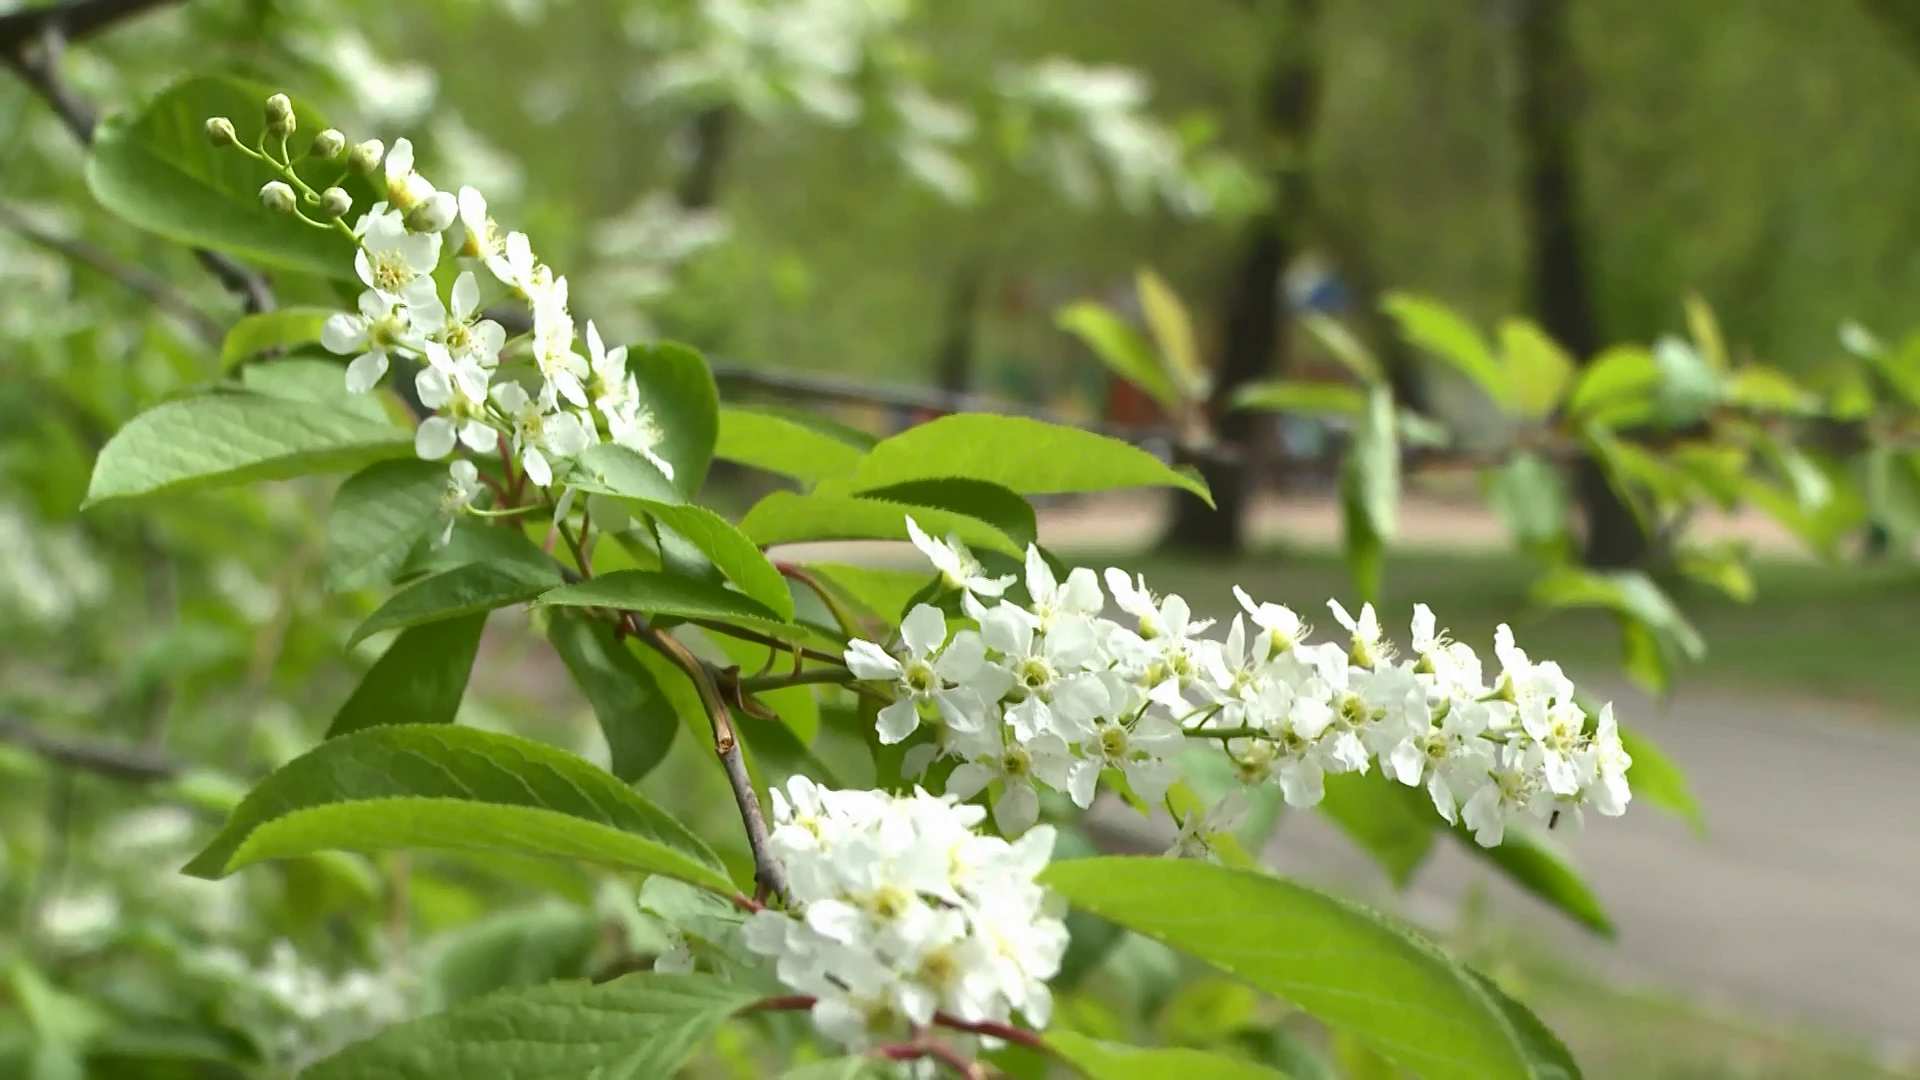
[876,1039,986,1079]
[0,713,182,782]
[0,0,183,51]
[749,994,1044,1055]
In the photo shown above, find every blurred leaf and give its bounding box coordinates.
[84,393,411,505]
[1676,542,1755,602]
[1529,567,1705,663]
[1455,825,1613,937]
[1723,366,1815,414]
[1155,977,1261,1048]
[220,308,333,369]
[1740,474,1863,560]
[1483,452,1569,555]
[1058,301,1182,411]
[1340,387,1397,603]
[1137,268,1209,398]
[302,973,756,1080]
[1864,448,1920,547]
[1668,445,1749,510]
[740,491,1021,555]
[348,559,560,647]
[1752,431,1832,512]
[854,477,1038,549]
[539,569,788,627]
[1302,314,1383,383]
[1650,337,1721,426]
[1382,293,1510,407]
[425,902,599,1008]
[240,358,389,422]
[1499,319,1574,419]
[849,414,1211,504]
[1565,346,1660,425]
[715,405,866,484]
[628,342,720,498]
[1396,409,1453,448]
[803,563,931,624]
[184,724,731,893]
[1240,1029,1337,1080]
[1609,718,1706,835]
[1683,294,1727,375]
[86,75,372,278]
[1232,380,1367,417]
[1049,1032,1293,1080]
[1466,970,1583,1080]
[1866,331,1920,409]
[1040,858,1536,1080]
[1316,771,1435,888]
[327,614,486,737]
[1330,1031,1400,1080]
[547,610,679,783]
[780,1058,893,1079]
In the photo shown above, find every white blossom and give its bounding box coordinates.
[906,516,1014,597]
[844,604,993,744]
[323,289,417,394]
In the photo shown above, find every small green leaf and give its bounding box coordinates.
[1529,568,1704,663]
[628,342,719,498]
[85,393,411,505]
[1650,336,1722,426]
[1484,452,1569,555]
[803,563,933,623]
[240,358,390,422]
[569,443,684,505]
[86,75,374,278]
[1040,857,1535,1080]
[1232,380,1368,417]
[539,569,786,626]
[849,415,1210,505]
[327,459,448,593]
[1467,971,1584,1080]
[349,559,561,647]
[1609,718,1705,835]
[221,308,334,369]
[1455,825,1613,937]
[1500,319,1574,418]
[1565,346,1661,424]
[302,973,758,1080]
[425,902,600,1007]
[1724,366,1814,414]
[1316,771,1436,888]
[185,725,731,892]
[716,405,865,483]
[327,614,486,738]
[740,491,1021,556]
[1382,293,1511,406]
[1302,314,1384,383]
[1048,1032,1293,1080]
[854,477,1038,550]
[1058,301,1182,411]
[547,610,678,783]
[1683,294,1727,374]
[1340,387,1398,603]
[1136,268,1208,398]
[1675,542,1755,602]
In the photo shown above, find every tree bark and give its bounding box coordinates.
[933,261,987,396]
[1162,0,1322,554]
[1513,0,1646,567]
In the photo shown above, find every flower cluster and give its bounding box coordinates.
[742,777,1067,1050]
[207,93,676,532]
[846,518,1632,850]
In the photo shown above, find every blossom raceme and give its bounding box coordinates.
[741,778,1068,1050]
[846,515,1634,854]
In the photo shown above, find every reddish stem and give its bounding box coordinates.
[748,993,814,1013]
[876,1039,984,1079]
[933,1012,1045,1050]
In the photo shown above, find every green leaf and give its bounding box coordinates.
[1484,452,1569,555]
[1650,337,1721,426]
[1529,568,1705,663]
[1565,346,1661,424]
[1612,719,1705,835]
[849,414,1211,505]
[327,459,448,592]
[1723,366,1815,414]
[327,614,486,738]
[86,75,372,278]
[1675,542,1755,602]
[241,358,391,422]
[221,308,333,369]
[301,972,757,1080]
[184,725,730,892]
[854,477,1038,550]
[349,559,561,647]
[1340,387,1398,603]
[425,902,599,1008]
[780,1058,894,1079]
[1302,314,1383,383]
[1040,857,1533,1080]
[1864,448,1920,548]
[1500,319,1574,419]
[569,443,684,505]
[1467,971,1584,1080]
[539,569,786,626]
[1455,825,1613,937]
[803,563,932,623]
[1232,380,1368,417]
[628,342,719,498]
[1682,294,1727,374]
[716,405,865,483]
[1382,293,1511,406]
[1049,1032,1293,1080]
[740,491,1021,556]
[85,393,412,505]
[547,610,678,783]
[1136,268,1208,398]
[1058,301,1182,411]
[1316,771,1436,888]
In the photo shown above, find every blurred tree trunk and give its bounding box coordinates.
[676,107,734,211]
[1513,0,1646,567]
[1162,0,1322,554]
[933,261,988,396]
[1318,214,1431,414]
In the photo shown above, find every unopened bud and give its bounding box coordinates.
[259,181,297,214]
[319,187,353,219]
[348,139,384,175]
[264,93,296,138]
[205,116,237,148]
[309,128,346,161]
[404,190,458,234]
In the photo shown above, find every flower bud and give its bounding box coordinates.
[264,93,296,138]
[205,116,237,148]
[309,128,346,161]
[404,190,458,234]
[319,187,353,219]
[348,139,385,175]
[259,181,297,215]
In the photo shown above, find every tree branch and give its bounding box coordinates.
[0,200,224,343]
[0,713,182,782]
[0,0,182,52]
